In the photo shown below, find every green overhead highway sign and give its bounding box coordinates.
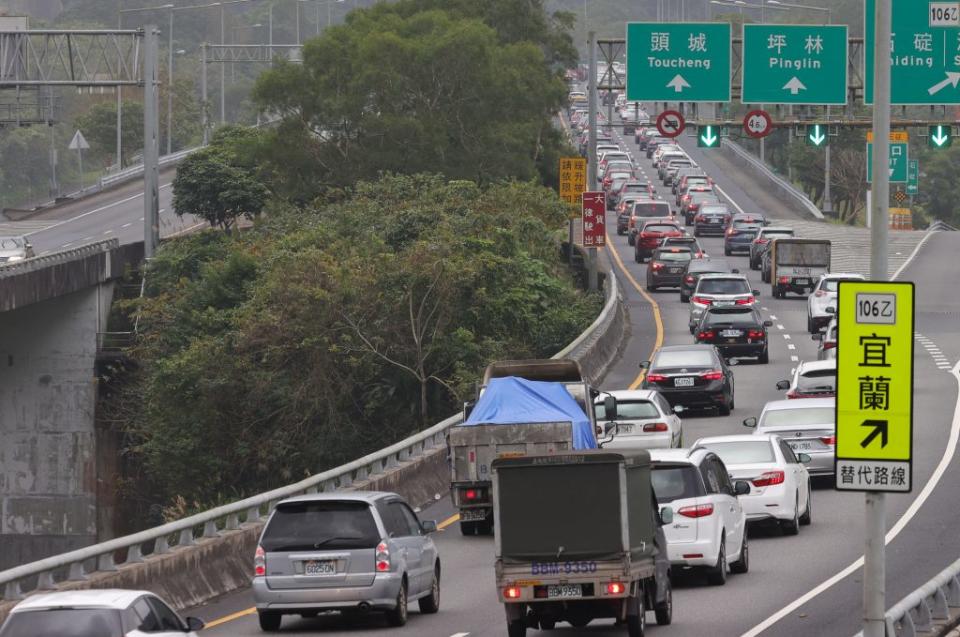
[866,0,960,104]
[866,131,909,184]
[807,124,828,147]
[929,125,953,147]
[697,125,721,148]
[742,24,848,105]
[626,22,731,102]
[907,160,920,195]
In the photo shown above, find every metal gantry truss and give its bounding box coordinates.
[0,86,58,125]
[0,30,143,86]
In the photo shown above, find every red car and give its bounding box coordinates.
[634,220,683,263]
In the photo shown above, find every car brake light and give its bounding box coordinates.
[692,296,712,305]
[645,373,667,383]
[696,215,706,222]
[735,297,755,305]
[747,329,765,339]
[652,262,664,270]
[606,582,626,595]
[778,276,790,284]
[643,422,669,432]
[823,341,837,350]
[815,290,827,297]
[376,542,391,572]
[756,238,769,244]
[701,370,724,380]
[504,586,522,599]
[786,390,798,399]
[726,228,736,236]
[465,489,477,500]
[254,545,266,577]
[752,470,785,487]
[678,504,714,518]
[697,330,716,340]
[820,435,837,445]
[685,275,695,284]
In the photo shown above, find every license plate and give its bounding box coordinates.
[721,329,743,337]
[794,278,811,285]
[714,300,735,307]
[616,424,634,434]
[668,267,683,273]
[461,508,487,522]
[304,560,336,576]
[674,377,695,387]
[547,585,583,599]
[788,441,815,451]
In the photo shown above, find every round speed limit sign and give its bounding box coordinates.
[743,110,773,139]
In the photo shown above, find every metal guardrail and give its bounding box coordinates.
[853,557,960,637]
[0,263,619,602]
[0,239,118,277]
[723,139,826,220]
[99,147,198,190]
[929,220,958,232]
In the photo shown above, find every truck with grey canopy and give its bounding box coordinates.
[492,450,672,637]
[449,359,613,536]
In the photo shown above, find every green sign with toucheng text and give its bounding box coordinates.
[626,22,731,102]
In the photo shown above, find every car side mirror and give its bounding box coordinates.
[811,333,823,341]
[797,453,812,464]
[660,507,674,526]
[753,289,761,297]
[727,358,740,366]
[776,380,790,390]
[732,268,740,274]
[420,520,438,534]
[639,360,651,369]
[743,416,757,428]
[603,395,618,421]
[672,405,685,414]
[185,617,205,632]
[734,480,751,496]
[764,320,774,327]
[826,306,836,314]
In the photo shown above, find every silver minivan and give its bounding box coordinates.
[252,492,440,631]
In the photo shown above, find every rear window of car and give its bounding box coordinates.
[622,184,648,193]
[703,309,758,325]
[763,232,794,240]
[691,193,720,202]
[697,441,776,465]
[643,224,680,233]
[261,501,380,551]
[696,278,750,295]
[821,278,860,292]
[797,369,837,392]
[655,250,693,262]
[633,202,672,217]
[595,399,659,420]
[760,407,835,428]
[0,609,122,637]
[653,350,715,368]
[651,465,705,503]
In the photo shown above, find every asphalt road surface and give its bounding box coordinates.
[182,126,960,636]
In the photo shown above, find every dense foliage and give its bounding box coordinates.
[112,174,599,511]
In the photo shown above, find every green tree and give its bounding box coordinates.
[172,148,269,229]
[73,100,144,166]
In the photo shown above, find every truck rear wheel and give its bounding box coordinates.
[626,591,646,637]
[654,581,672,625]
[507,620,527,637]
[459,521,478,536]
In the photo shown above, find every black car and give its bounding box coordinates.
[646,247,694,290]
[694,307,773,364]
[693,204,731,235]
[682,191,722,225]
[680,258,734,303]
[723,213,767,256]
[640,345,735,415]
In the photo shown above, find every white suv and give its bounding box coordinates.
[807,273,865,333]
[649,448,750,585]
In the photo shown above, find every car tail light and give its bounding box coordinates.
[643,422,669,432]
[815,290,827,297]
[735,297,755,305]
[820,435,837,446]
[685,275,696,284]
[645,373,667,383]
[678,504,714,518]
[823,341,837,350]
[778,276,790,284]
[376,542,391,572]
[254,545,266,577]
[786,390,798,399]
[697,330,716,340]
[504,586,522,599]
[752,470,785,487]
[756,238,769,244]
[606,582,626,595]
[465,489,477,500]
[652,262,664,270]
[726,228,737,236]
[692,296,712,305]
[747,329,765,339]
[696,215,706,223]
[701,370,724,380]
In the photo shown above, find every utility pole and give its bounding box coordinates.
[587,31,598,292]
[864,2,891,637]
[220,3,226,123]
[166,7,174,155]
[144,25,161,259]
[201,42,209,144]
[117,10,123,168]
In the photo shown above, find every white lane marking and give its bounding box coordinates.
[159,208,166,213]
[762,306,769,311]
[121,223,132,229]
[770,315,778,320]
[24,182,172,236]
[790,355,799,362]
[40,250,50,255]
[788,344,796,350]
[61,242,73,248]
[776,324,785,330]
[450,633,471,637]
[714,184,746,215]
[139,217,144,221]
[82,236,93,241]
[741,360,960,637]
[893,228,938,280]
[783,334,791,340]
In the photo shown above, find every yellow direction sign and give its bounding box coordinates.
[559,157,587,205]
[835,281,915,493]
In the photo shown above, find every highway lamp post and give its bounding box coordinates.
[587,31,598,292]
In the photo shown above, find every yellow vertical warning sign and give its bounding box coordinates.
[559,157,587,205]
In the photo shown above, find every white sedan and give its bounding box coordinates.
[595,389,683,449]
[807,272,865,333]
[693,434,812,535]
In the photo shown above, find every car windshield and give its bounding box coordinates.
[656,251,693,262]
[643,224,680,234]
[652,465,705,503]
[261,501,380,551]
[595,399,659,420]
[822,278,859,292]
[697,279,750,295]
[698,441,776,465]
[761,407,835,428]
[0,237,25,249]
[764,232,794,240]
[797,369,837,392]
[653,350,715,368]
[0,609,122,637]
[703,310,758,325]
[633,203,671,217]
[700,206,728,214]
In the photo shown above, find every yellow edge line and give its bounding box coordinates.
[202,512,462,630]
[603,230,664,389]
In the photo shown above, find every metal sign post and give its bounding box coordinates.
[67,129,89,191]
